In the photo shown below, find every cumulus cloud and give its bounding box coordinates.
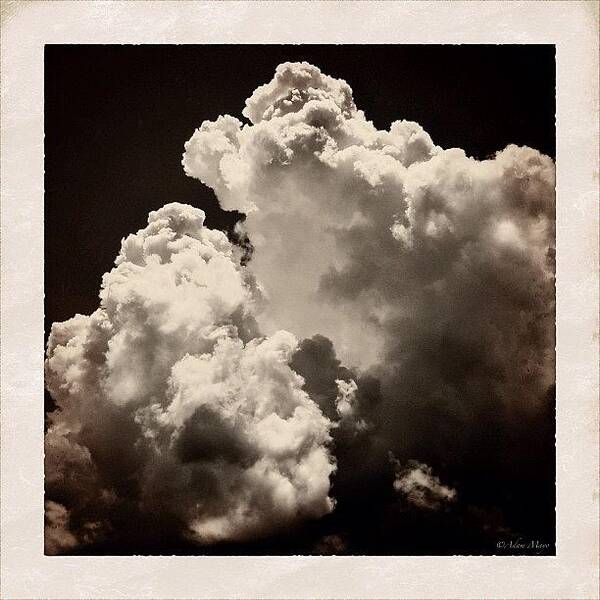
[182,62,442,368]
[183,61,556,549]
[47,60,555,554]
[44,203,335,553]
[290,334,381,435]
[44,501,78,555]
[334,379,358,419]
[183,60,554,418]
[390,457,457,511]
[182,63,553,386]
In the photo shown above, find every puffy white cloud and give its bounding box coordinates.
[45,202,335,552]
[47,60,556,553]
[183,59,554,407]
[182,61,555,537]
[334,379,357,418]
[182,62,444,369]
[182,63,553,397]
[242,61,357,125]
[391,457,457,511]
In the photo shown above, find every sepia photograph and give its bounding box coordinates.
[1,2,598,599]
[44,44,556,556]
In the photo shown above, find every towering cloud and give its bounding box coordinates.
[183,62,556,547]
[46,61,555,554]
[44,203,335,553]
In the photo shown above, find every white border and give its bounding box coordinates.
[1,1,598,599]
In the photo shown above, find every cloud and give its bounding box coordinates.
[334,379,358,419]
[182,63,553,385]
[182,62,441,369]
[46,60,555,554]
[390,457,457,511]
[183,61,556,548]
[45,203,335,553]
[44,501,78,555]
[290,334,382,435]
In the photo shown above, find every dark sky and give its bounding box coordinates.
[45,44,555,338]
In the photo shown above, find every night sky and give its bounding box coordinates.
[44,45,555,555]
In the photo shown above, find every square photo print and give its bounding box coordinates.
[44,44,556,556]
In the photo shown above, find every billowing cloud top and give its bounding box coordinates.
[45,202,335,553]
[243,61,357,124]
[182,61,554,384]
[181,61,555,547]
